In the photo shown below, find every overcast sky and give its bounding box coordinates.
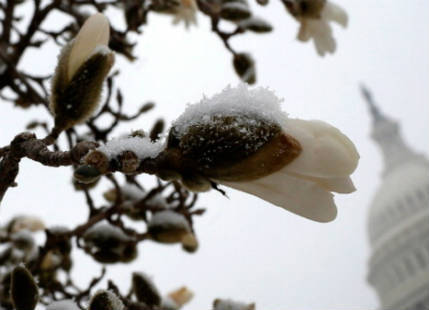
[1,0,429,309]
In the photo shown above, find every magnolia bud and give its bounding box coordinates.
[238,17,272,33]
[132,272,161,306]
[166,114,301,182]
[50,13,114,131]
[8,216,45,233]
[233,53,256,84]
[11,265,39,310]
[89,290,124,310]
[220,2,251,21]
[74,165,102,184]
[147,211,191,244]
[181,233,198,253]
[83,223,137,264]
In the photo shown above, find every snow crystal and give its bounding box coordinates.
[172,83,287,137]
[84,222,130,243]
[97,136,165,160]
[148,211,190,231]
[214,299,254,310]
[47,300,80,310]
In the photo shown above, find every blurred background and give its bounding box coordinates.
[1,0,428,309]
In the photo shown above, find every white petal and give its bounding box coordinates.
[297,21,311,42]
[68,13,110,81]
[220,171,337,223]
[322,1,348,27]
[302,19,335,56]
[287,172,356,193]
[282,119,359,178]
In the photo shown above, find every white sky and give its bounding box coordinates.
[1,0,429,309]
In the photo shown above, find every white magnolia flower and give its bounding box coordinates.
[284,0,348,56]
[221,118,358,222]
[166,84,359,222]
[172,0,198,28]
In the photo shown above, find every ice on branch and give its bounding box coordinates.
[282,0,348,56]
[50,13,114,132]
[166,83,359,222]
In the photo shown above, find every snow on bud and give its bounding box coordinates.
[8,216,45,233]
[50,13,114,131]
[47,300,80,310]
[282,0,348,56]
[147,211,191,244]
[132,272,162,306]
[168,84,359,222]
[213,299,255,310]
[82,223,137,263]
[233,53,256,84]
[89,290,124,310]
[11,265,39,310]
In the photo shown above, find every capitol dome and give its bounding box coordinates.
[362,87,429,310]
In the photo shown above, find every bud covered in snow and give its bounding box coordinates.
[47,300,80,310]
[8,216,45,233]
[147,211,192,244]
[165,84,359,222]
[132,272,161,306]
[11,265,39,310]
[82,223,137,263]
[50,13,114,131]
[282,0,348,56]
[89,290,124,310]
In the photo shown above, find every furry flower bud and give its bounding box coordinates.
[233,53,256,84]
[89,290,124,310]
[11,265,39,310]
[83,223,137,263]
[50,13,114,131]
[147,211,191,244]
[132,272,161,306]
[165,84,359,222]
